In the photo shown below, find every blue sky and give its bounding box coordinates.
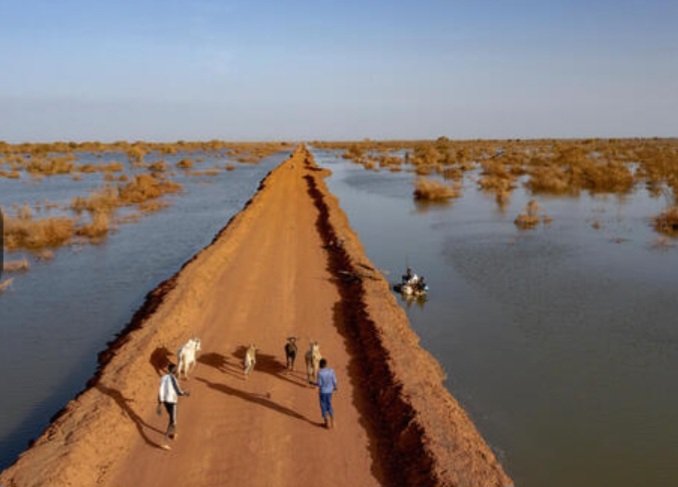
[0,0,676,141]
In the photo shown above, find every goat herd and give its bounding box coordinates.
[175,336,324,383]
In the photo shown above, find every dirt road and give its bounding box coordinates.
[108,149,383,486]
[0,146,511,487]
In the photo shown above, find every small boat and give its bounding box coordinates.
[393,267,428,298]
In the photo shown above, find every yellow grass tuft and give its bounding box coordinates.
[78,162,124,173]
[137,200,169,213]
[190,168,221,177]
[118,174,182,204]
[3,258,30,272]
[37,249,55,261]
[148,161,167,172]
[413,178,460,201]
[76,212,110,241]
[0,169,21,179]
[514,200,549,229]
[72,187,120,214]
[4,211,76,250]
[654,207,678,236]
[0,278,14,294]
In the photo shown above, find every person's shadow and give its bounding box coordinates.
[96,384,166,449]
[195,377,324,428]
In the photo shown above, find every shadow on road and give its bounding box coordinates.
[227,347,311,388]
[195,377,323,428]
[96,384,165,449]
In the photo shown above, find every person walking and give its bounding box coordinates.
[315,358,338,429]
[157,363,190,450]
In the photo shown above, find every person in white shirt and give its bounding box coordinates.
[157,363,190,450]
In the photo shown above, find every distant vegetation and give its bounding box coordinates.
[315,137,678,236]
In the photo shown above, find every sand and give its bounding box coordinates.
[0,146,512,487]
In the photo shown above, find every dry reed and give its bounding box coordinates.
[0,278,14,294]
[413,178,461,201]
[515,200,548,229]
[3,258,30,272]
[654,207,678,236]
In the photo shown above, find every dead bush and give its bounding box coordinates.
[413,178,460,201]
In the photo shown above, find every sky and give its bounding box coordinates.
[0,0,676,141]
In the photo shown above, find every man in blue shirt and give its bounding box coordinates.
[315,358,338,429]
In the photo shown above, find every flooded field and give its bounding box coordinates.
[1,141,676,484]
[313,147,678,487]
[0,150,288,468]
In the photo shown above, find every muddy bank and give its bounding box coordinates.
[301,150,512,487]
[1,146,511,487]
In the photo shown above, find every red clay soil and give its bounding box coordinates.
[0,146,512,487]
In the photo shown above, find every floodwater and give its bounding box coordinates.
[312,148,678,487]
[0,151,287,468]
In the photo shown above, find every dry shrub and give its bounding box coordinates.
[127,146,146,165]
[37,249,54,261]
[72,187,119,214]
[115,212,143,224]
[581,161,634,193]
[415,165,435,176]
[412,144,440,166]
[654,207,678,236]
[78,162,124,173]
[413,178,460,201]
[118,174,182,204]
[26,155,75,175]
[514,200,549,229]
[190,168,221,177]
[225,164,236,171]
[378,155,402,168]
[227,141,291,163]
[3,258,30,272]
[496,189,511,209]
[4,210,76,250]
[441,166,462,180]
[138,200,169,213]
[76,212,110,241]
[0,278,14,294]
[527,166,572,194]
[0,170,20,179]
[363,160,377,171]
[177,159,194,169]
[148,161,167,172]
[342,144,364,161]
